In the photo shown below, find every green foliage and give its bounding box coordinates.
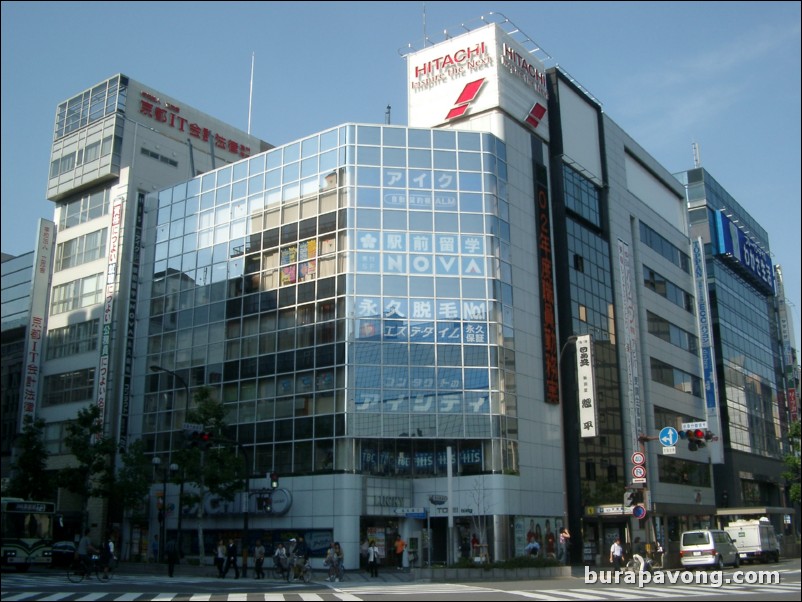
[114,439,152,523]
[182,387,246,501]
[58,405,117,503]
[6,415,53,501]
[783,420,801,504]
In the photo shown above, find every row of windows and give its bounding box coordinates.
[657,455,711,487]
[55,228,107,271]
[141,147,178,168]
[54,76,125,140]
[58,188,110,230]
[42,368,95,407]
[643,265,694,313]
[50,273,104,315]
[50,135,117,179]
[650,357,702,397]
[46,319,99,360]
[640,221,691,273]
[646,311,698,355]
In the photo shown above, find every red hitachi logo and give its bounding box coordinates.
[414,42,487,78]
[525,103,547,129]
[446,79,485,120]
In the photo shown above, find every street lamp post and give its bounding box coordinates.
[558,334,579,565]
[150,365,190,557]
[152,456,179,563]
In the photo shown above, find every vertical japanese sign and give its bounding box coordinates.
[97,196,124,436]
[576,334,598,437]
[617,240,643,449]
[535,177,558,404]
[19,219,55,426]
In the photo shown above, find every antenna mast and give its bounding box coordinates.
[385,105,392,125]
[248,52,255,135]
[422,2,427,47]
[692,142,701,168]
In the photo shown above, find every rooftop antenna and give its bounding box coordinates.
[692,141,701,168]
[422,2,427,47]
[385,105,391,125]
[247,52,255,135]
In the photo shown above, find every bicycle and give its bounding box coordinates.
[326,557,345,582]
[67,554,114,583]
[287,555,312,583]
[272,555,289,580]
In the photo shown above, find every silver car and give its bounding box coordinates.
[680,529,740,569]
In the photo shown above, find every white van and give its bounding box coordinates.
[680,529,740,569]
[724,518,780,563]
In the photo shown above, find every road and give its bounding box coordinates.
[2,558,799,601]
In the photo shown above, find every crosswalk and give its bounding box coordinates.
[2,578,800,601]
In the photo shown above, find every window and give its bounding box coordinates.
[650,357,702,397]
[46,319,99,359]
[647,311,698,354]
[50,273,104,315]
[640,222,690,273]
[55,228,107,271]
[643,266,694,313]
[42,368,95,407]
[59,188,110,229]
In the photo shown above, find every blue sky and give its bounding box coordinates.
[2,1,800,348]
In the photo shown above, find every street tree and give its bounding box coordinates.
[58,404,117,530]
[179,387,245,564]
[783,419,801,504]
[6,414,53,501]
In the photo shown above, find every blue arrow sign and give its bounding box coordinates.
[659,427,678,447]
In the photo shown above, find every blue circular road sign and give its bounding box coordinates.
[632,504,647,519]
[659,427,678,447]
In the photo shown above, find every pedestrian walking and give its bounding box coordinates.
[215,539,226,577]
[609,536,624,571]
[394,534,406,570]
[223,538,240,578]
[150,534,159,563]
[165,538,179,577]
[367,539,381,577]
[254,539,265,579]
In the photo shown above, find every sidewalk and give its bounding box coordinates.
[119,561,416,583]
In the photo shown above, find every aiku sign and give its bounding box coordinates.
[446,78,485,120]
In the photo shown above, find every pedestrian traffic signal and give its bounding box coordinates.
[200,431,213,450]
[625,490,636,507]
[185,429,202,448]
[270,472,279,489]
[258,494,272,513]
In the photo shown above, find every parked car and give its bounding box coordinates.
[50,540,76,567]
[680,529,740,569]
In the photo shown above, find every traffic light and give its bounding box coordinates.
[200,431,213,450]
[633,489,644,504]
[704,430,715,442]
[679,428,706,451]
[270,472,279,489]
[258,494,272,513]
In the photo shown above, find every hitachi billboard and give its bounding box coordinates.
[407,24,550,141]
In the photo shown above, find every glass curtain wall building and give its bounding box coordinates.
[136,124,520,563]
[679,167,790,530]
